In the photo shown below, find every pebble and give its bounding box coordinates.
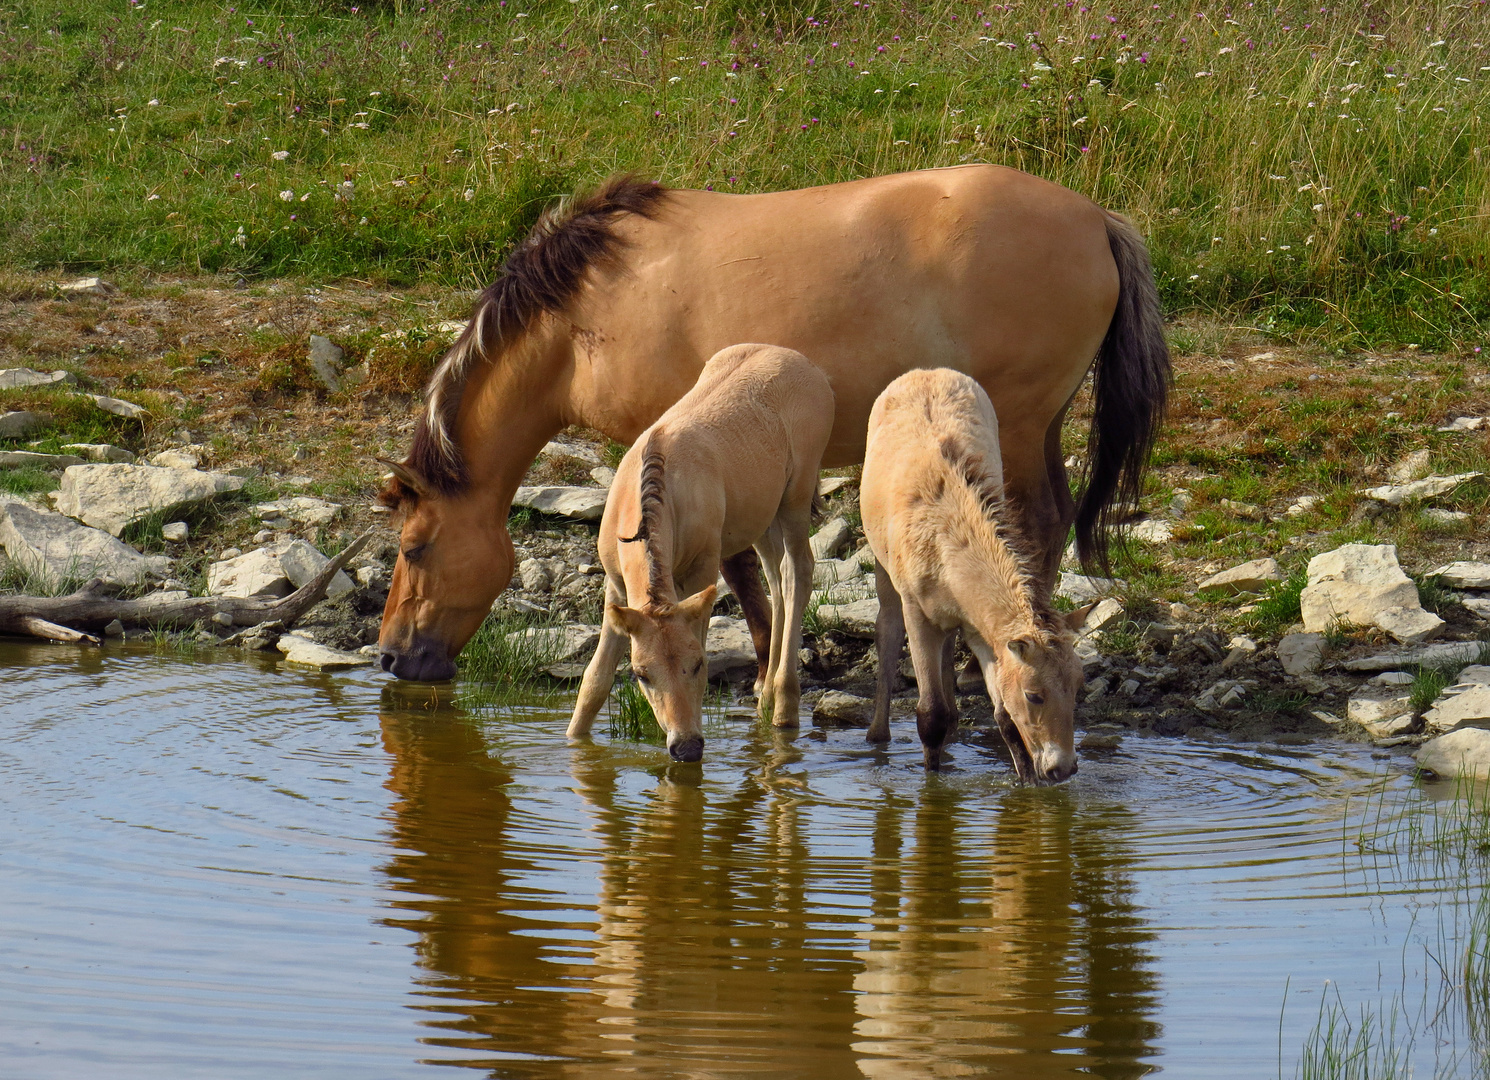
[162,521,189,542]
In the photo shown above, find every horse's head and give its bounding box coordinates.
[376,458,514,682]
[610,586,717,762]
[990,632,1081,784]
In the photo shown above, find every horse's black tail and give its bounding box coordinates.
[1073,214,1171,575]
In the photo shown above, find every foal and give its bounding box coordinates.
[566,344,835,761]
[861,369,1081,781]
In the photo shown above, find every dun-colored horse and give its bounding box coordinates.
[377,167,1168,682]
[862,369,1082,780]
[566,344,834,760]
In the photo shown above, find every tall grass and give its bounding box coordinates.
[456,609,566,696]
[607,677,665,743]
[2,1,1487,346]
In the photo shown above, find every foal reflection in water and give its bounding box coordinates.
[566,343,834,761]
[862,369,1082,780]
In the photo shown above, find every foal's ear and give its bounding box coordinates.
[1063,602,1096,632]
[1006,637,1033,662]
[677,584,718,624]
[608,603,647,636]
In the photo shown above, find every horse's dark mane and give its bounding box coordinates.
[617,441,672,607]
[407,174,669,495]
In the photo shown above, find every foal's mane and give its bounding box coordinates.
[617,440,672,608]
[937,438,1066,642]
[406,174,669,496]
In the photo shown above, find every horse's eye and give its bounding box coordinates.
[636,671,650,685]
[402,543,428,564]
[1024,692,1045,705]
[691,660,703,676]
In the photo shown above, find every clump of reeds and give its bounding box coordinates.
[607,678,665,743]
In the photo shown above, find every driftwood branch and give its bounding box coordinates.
[0,528,375,643]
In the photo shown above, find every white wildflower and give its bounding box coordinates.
[279,190,294,201]
[464,188,475,201]
[271,150,289,161]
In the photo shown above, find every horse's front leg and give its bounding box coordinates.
[868,560,905,744]
[567,576,629,739]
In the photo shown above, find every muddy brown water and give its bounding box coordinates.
[1,640,1484,1078]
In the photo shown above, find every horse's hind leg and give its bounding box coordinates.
[904,610,957,769]
[567,576,628,739]
[868,560,904,744]
[720,549,771,698]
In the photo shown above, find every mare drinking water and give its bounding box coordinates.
[861,369,1082,781]
[566,344,835,762]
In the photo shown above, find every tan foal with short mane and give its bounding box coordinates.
[567,344,835,762]
[862,369,1082,781]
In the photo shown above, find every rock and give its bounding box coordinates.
[59,276,116,296]
[149,447,205,470]
[1372,671,1414,686]
[1430,562,1490,589]
[63,443,135,463]
[1219,498,1264,520]
[1081,731,1123,750]
[219,547,243,560]
[308,335,345,392]
[162,521,188,542]
[207,546,293,599]
[1425,508,1471,525]
[253,496,342,527]
[1343,641,1486,673]
[539,439,601,464]
[0,367,75,390]
[0,501,171,588]
[276,634,374,671]
[590,466,616,488]
[1456,665,1490,686]
[810,516,854,561]
[104,619,124,638]
[1130,519,1173,544]
[1075,635,1104,670]
[1463,598,1490,622]
[1423,686,1490,735]
[1221,634,1258,671]
[814,555,867,587]
[1169,601,1196,621]
[1301,543,1442,643]
[1438,417,1489,433]
[505,623,602,664]
[0,410,44,439]
[1056,572,1122,604]
[278,540,354,600]
[1081,597,1125,635]
[1198,557,1283,595]
[519,557,560,593]
[812,690,873,728]
[1277,632,1327,675]
[512,485,608,522]
[1170,490,1193,517]
[1415,729,1490,781]
[1285,495,1320,517]
[354,564,387,589]
[54,463,245,536]
[706,616,758,677]
[1388,448,1433,483]
[814,597,879,639]
[817,476,854,497]
[85,394,148,420]
[1196,679,1253,711]
[1348,691,1413,727]
[1359,472,1482,506]
[0,450,85,468]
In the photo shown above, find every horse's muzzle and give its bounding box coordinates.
[380,636,457,682]
[668,735,704,763]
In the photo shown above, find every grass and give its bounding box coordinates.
[607,677,665,743]
[0,464,55,495]
[455,609,566,694]
[1,1,1487,349]
[1243,567,1308,636]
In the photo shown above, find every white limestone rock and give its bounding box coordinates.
[54,463,245,536]
[1056,572,1123,604]
[307,335,345,392]
[1423,686,1490,735]
[162,521,188,543]
[0,450,84,468]
[1130,519,1173,544]
[63,443,135,463]
[1198,557,1283,595]
[0,367,75,390]
[278,540,354,600]
[59,276,116,297]
[149,446,207,470]
[814,597,879,639]
[817,476,854,497]
[1431,562,1490,590]
[590,466,616,488]
[253,496,342,527]
[85,394,148,420]
[813,554,868,587]
[1277,632,1327,676]
[1348,691,1413,727]
[1344,641,1485,673]
[706,616,758,677]
[1301,543,1442,643]
[1359,472,1482,506]
[0,410,44,439]
[505,623,602,664]
[0,501,171,588]
[812,690,874,728]
[207,546,292,599]
[1388,448,1433,483]
[512,485,608,522]
[810,516,854,561]
[276,634,373,671]
[1415,728,1490,782]
[1081,597,1125,635]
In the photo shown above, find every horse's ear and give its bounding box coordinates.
[677,585,717,625]
[377,457,432,500]
[608,603,647,636]
[1007,637,1032,661]
[1063,603,1095,632]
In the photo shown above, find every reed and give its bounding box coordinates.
[607,677,665,743]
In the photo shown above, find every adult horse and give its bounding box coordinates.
[377,166,1169,682]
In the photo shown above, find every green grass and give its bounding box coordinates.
[2,1,1488,348]
[456,609,566,693]
[1243,566,1308,637]
[607,677,665,743]
[0,465,56,495]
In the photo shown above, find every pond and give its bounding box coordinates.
[2,640,1486,1078]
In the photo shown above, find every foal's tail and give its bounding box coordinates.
[1073,213,1171,575]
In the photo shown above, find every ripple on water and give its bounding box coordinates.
[0,641,1477,1078]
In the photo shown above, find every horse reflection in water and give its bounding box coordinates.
[375,693,1160,1077]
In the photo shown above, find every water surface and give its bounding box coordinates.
[0,640,1480,1077]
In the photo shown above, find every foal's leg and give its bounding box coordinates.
[868,560,905,744]
[720,548,772,698]
[767,503,815,728]
[752,525,789,723]
[904,610,958,770]
[567,576,630,739]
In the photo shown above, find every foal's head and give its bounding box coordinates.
[989,630,1082,784]
[610,585,717,762]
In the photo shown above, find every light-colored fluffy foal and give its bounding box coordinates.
[567,343,835,761]
[861,369,1081,780]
